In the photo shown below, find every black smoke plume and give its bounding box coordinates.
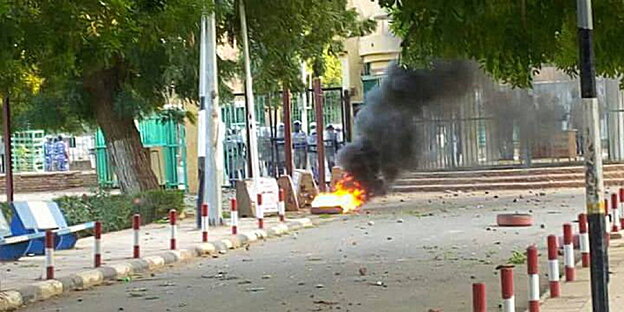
[337,61,478,196]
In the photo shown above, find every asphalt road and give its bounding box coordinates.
[24,189,587,312]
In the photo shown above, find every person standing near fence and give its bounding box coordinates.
[324,124,338,170]
[307,122,318,179]
[44,137,54,171]
[292,121,307,169]
[53,136,69,171]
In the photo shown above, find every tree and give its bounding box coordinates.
[1,0,371,193]
[377,1,624,88]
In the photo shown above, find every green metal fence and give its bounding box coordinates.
[95,113,188,189]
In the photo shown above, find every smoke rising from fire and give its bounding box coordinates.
[337,61,478,195]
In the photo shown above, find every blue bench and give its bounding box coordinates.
[0,211,46,261]
[9,201,94,256]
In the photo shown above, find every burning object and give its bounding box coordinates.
[311,175,366,214]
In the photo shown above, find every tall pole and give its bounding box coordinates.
[300,63,309,133]
[283,87,293,176]
[577,1,609,311]
[2,95,13,203]
[239,0,260,181]
[198,12,222,226]
[313,78,326,192]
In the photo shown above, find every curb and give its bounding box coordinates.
[0,218,314,311]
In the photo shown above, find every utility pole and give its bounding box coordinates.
[313,78,326,192]
[283,87,293,177]
[197,12,222,226]
[577,0,609,311]
[239,0,260,181]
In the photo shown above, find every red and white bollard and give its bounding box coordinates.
[45,230,54,280]
[201,203,209,242]
[605,198,611,232]
[94,221,102,268]
[547,235,560,298]
[500,267,515,312]
[620,188,624,230]
[579,213,590,268]
[472,283,486,312]
[563,223,575,282]
[278,189,285,223]
[133,214,141,258]
[169,209,177,250]
[257,193,264,229]
[612,193,620,233]
[231,198,238,235]
[527,245,540,312]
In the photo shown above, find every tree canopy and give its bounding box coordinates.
[378,1,624,88]
[0,0,372,192]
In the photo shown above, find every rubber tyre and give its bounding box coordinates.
[496,213,534,227]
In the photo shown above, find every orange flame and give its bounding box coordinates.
[311,175,367,213]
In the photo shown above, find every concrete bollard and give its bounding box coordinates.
[472,283,486,312]
[201,203,209,242]
[563,223,575,282]
[547,235,560,297]
[94,221,102,268]
[257,193,264,230]
[169,209,177,250]
[45,230,54,280]
[579,213,590,267]
[231,198,238,235]
[133,214,141,258]
[527,245,540,312]
[500,267,515,312]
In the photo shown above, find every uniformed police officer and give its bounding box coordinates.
[307,122,318,178]
[324,124,338,169]
[292,121,307,169]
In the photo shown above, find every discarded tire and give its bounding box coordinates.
[496,213,534,227]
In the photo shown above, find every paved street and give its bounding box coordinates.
[21,189,589,312]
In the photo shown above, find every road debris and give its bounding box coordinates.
[246,287,266,292]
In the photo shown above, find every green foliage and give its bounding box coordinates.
[379,1,624,88]
[56,189,185,233]
[507,249,527,265]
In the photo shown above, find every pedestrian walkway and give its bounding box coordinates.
[0,212,314,291]
[540,239,624,311]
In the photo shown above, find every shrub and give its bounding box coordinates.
[56,189,185,234]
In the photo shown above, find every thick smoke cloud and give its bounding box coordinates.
[337,61,478,196]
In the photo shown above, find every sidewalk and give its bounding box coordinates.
[540,239,624,311]
[0,212,317,291]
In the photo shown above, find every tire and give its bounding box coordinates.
[496,213,534,227]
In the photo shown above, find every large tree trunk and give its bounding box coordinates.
[85,68,160,193]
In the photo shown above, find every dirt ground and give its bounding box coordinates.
[23,188,592,312]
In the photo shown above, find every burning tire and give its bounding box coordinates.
[496,213,534,227]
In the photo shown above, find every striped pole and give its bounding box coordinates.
[605,199,611,232]
[169,209,177,250]
[620,188,624,230]
[547,235,560,297]
[500,267,515,312]
[201,203,209,242]
[472,283,486,312]
[579,213,590,267]
[611,193,620,233]
[257,193,264,229]
[278,189,285,222]
[563,223,575,281]
[231,198,238,235]
[133,214,141,258]
[527,245,540,312]
[94,221,102,268]
[45,230,54,280]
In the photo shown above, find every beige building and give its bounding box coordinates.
[340,0,401,105]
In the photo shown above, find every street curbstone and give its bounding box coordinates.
[19,280,63,303]
[211,240,229,253]
[240,232,258,242]
[107,263,133,279]
[143,256,166,270]
[56,274,82,292]
[220,239,234,249]
[0,290,23,311]
[75,270,105,289]
[159,252,180,264]
[235,234,250,245]
[227,236,243,248]
[195,242,216,255]
[128,259,150,272]
[95,266,118,280]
